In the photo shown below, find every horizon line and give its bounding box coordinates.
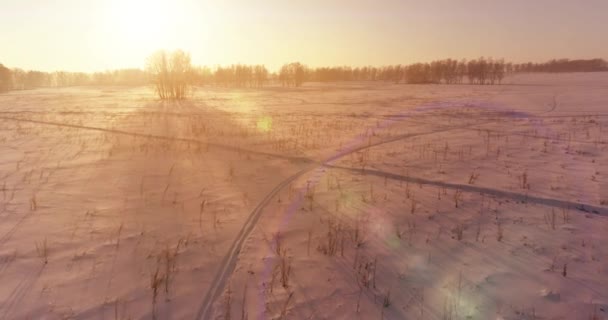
[2,56,607,74]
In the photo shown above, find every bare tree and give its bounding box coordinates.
[253,65,268,87]
[0,64,12,92]
[146,50,194,100]
[278,62,307,87]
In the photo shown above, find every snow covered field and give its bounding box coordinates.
[0,73,607,319]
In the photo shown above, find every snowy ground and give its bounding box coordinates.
[0,73,607,320]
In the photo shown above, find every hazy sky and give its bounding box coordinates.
[1,0,607,72]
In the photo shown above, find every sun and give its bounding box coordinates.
[108,0,178,52]
[100,0,222,67]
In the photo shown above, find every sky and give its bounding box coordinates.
[1,0,607,72]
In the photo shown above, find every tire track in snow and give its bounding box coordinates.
[0,95,556,318]
[0,115,313,165]
[195,95,565,319]
[195,113,496,319]
[327,164,608,215]
[0,265,44,319]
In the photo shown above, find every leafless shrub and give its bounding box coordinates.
[150,261,164,319]
[228,163,235,180]
[442,295,456,320]
[407,220,417,245]
[410,198,417,214]
[453,190,463,208]
[278,292,294,320]
[273,232,283,256]
[269,266,279,294]
[544,209,557,230]
[475,220,481,242]
[356,286,363,313]
[211,208,220,230]
[468,171,479,184]
[549,256,557,272]
[496,221,504,242]
[163,240,182,299]
[162,182,170,203]
[307,230,312,256]
[355,255,377,289]
[278,250,292,288]
[224,286,233,320]
[241,284,248,320]
[30,195,37,211]
[199,199,206,230]
[113,298,128,320]
[562,207,570,223]
[383,289,391,308]
[452,224,464,241]
[519,170,530,189]
[589,304,600,320]
[35,238,48,264]
[349,218,366,249]
[305,183,315,210]
[116,222,124,250]
[395,225,405,240]
[318,219,345,256]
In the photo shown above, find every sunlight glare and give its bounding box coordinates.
[256,116,273,132]
[109,0,179,52]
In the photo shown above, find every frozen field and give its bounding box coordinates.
[0,73,607,319]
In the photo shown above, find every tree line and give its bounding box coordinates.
[1,57,607,94]
[510,59,608,73]
[293,58,607,85]
[0,64,148,92]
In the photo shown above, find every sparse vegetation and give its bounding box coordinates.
[468,171,479,184]
[1,63,606,320]
[146,50,194,100]
[453,190,463,208]
[150,261,163,319]
[452,224,464,241]
[35,238,48,264]
[520,170,530,189]
[496,221,504,242]
[545,209,557,230]
[383,289,391,308]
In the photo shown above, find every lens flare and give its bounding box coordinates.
[256,116,273,132]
